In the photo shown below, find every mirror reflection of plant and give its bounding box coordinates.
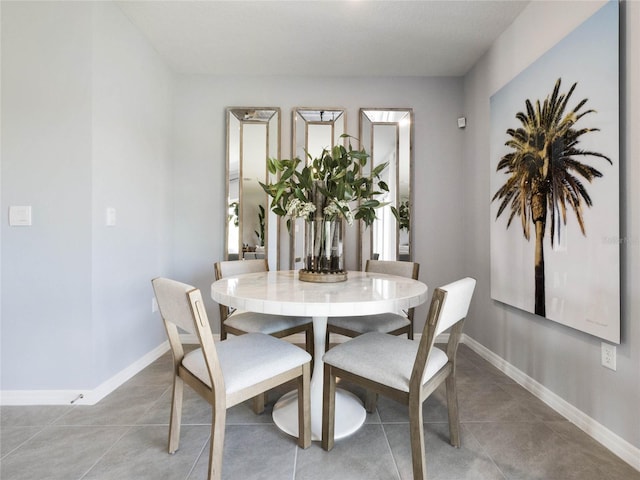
[228,201,239,227]
[391,200,410,231]
[259,135,389,230]
[254,204,265,247]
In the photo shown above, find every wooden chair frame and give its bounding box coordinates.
[322,279,474,480]
[153,278,311,480]
[214,259,314,413]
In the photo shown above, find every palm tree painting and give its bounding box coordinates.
[492,78,611,317]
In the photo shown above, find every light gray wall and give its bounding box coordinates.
[462,0,640,449]
[0,1,173,391]
[1,1,94,389]
[90,2,173,381]
[170,75,466,332]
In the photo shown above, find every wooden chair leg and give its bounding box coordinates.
[298,362,311,449]
[208,404,226,480]
[306,327,315,371]
[364,391,378,413]
[251,393,266,414]
[445,375,461,447]
[409,395,427,480]
[321,364,336,451]
[168,375,184,454]
[220,323,227,341]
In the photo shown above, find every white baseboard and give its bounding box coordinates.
[0,341,171,406]
[462,334,640,472]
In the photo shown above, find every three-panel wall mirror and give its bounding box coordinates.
[224,106,412,271]
[359,108,413,268]
[225,107,280,270]
[290,108,346,269]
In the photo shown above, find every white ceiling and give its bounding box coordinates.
[116,0,530,77]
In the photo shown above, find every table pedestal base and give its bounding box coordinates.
[272,388,366,442]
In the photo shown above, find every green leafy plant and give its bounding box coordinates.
[254,204,265,247]
[228,201,239,227]
[259,135,389,230]
[391,200,410,231]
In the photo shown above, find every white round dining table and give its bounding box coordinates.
[211,270,428,441]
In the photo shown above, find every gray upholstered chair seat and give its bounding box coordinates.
[327,313,410,334]
[226,310,312,335]
[323,333,447,392]
[183,333,311,395]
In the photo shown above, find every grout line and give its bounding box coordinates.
[0,425,47,460]
[78,425,135,480]
[291,442,298,480]
[379,422,403,480]
[185,432,210,480]
[460,422,509,480]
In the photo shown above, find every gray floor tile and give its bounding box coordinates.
[384,422,507,480]
[82,425,210,480]
[56,384,167,426]
[545,421,640,480]
[3,342,638,479]
[376,387,449,424]
[0,405,71,426]
[295,424,401,480]
[0,425,127,480]
[0,425,43,458]
[188,424,297,480]
[466,421,621,480]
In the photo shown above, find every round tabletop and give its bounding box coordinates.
[211,270,428,318]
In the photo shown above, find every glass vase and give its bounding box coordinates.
[299,217,347,282]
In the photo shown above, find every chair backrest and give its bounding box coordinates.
[214,258,268,280]
[366,260,420,318]
[214,259,269,323]
[410,277,476,388]
[434,277,476,336]
[365,259,419,280]
[152,277,197,334]
[152,277,223,393]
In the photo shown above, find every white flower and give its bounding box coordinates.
[324,200,354,225]
[323,202,341,218]
[286,198,316,218]
[298,202,317,218]
[286,198,301,217]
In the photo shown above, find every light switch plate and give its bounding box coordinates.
[9,206,32,226]
[106,207,117,227]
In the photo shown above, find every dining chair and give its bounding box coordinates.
[326,259,420,349]
[214,259,313,348]
[214,259,314,412]
[321,277,476,480]
[152,277,311,480]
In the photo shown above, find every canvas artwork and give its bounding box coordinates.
[490,1,619,343]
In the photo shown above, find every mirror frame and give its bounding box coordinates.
[358,108,414,268]
[225,107,280,270]
[290,108,346,269]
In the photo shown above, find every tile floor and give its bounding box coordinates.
[1,344,638,480]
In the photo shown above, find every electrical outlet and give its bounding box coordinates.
[601,342,616,371]
[151,297,158,313]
